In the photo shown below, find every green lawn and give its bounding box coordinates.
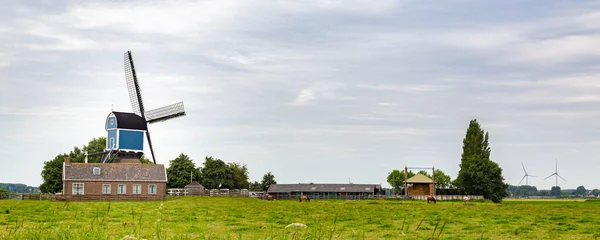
[1,197,600,239]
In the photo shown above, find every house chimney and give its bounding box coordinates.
[64,157,71,165]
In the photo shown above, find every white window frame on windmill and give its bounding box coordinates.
[93,167,101,176]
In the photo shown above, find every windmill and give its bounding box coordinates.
[518,162,537,186]
[544,158,566,187]
[96,51,186,164]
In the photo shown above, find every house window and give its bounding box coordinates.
[93,167,101,176]
[148,184,157,195]
[118,184,126,194]
[311,187,316,190]
[133,184,141,194]
[340,187,345,190]
[72,183,84,195]
[102,184,111,194]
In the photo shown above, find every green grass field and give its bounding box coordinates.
[1,197,600,239]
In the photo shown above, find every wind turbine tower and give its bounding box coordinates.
[519,162,537,186]
[544,159,566,187]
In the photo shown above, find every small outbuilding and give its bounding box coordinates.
[184,181,206,195]
[406,173,435,196]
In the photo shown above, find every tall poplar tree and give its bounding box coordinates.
[455,119,508,203]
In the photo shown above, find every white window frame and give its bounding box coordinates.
[93,167,101,176]
[109,137,115,148]
[72,183,84,195]
[133,184,141,195]
[118,184,127,194]
[148,184,157,195]
[102,184,111,194]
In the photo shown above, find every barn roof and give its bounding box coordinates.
[111,112,148,130]
[267,183,381,193]
[184,181,205,189]
[406,173,434,183]
[64,163,166,182]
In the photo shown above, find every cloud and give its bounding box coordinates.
[2,0,600,190]
[293,89,317,105]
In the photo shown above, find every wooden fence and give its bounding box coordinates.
[410,195,484,201]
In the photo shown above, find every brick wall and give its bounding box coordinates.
[64,181,166,200]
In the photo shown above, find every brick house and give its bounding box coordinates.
[62,157,167,200]
[406,173,436,196]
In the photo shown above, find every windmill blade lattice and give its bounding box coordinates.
[146,102,186,124]
[124,51,146,118]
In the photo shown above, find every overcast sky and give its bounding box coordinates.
[2,0,600,190]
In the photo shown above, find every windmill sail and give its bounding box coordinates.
[124,51,146,118]
[145,102,186,124]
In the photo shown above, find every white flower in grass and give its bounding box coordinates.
[285,223,307,229]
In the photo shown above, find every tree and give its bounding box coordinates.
[260,172,277,191]
[455,119,508,203]
[574,186,587,196]
[592,189,600,196]
[140,156,153,164]
[249,181,262,191]
[40,154,68,193]
[433,169,452,189]
[201,156,234,189]
[166,154,200,188]
[83,137,106,163]
[551,186,561,196]
[387,170,415,194]
[228,162,250,189]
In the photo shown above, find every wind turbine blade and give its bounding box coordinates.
[146,129,157,164]
[544,173,556,180]
[555,158,558,172]
[521,162,527,175]
[558,175,567,182]
[529,175,538,177]
[518,175,526,185]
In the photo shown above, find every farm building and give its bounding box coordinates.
[183,181,206,195]
[406,173,435,196]
[267,183,382,200]
[62,157,167,200]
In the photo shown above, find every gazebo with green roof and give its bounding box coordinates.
[406,173,436,196]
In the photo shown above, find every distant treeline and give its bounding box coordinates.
[507,185,599,197]
[0,183,39,193]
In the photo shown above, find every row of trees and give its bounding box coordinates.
[165,153,277,191]
[508,185,599,197]
[387,119,509,203]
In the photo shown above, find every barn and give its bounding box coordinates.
[184,181,206,195]
[406,173,435,196]
[62,157,167,200]
[267,183,382,200]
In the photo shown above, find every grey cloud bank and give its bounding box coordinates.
[1,0,600,190]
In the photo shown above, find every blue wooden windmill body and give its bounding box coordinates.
[105,112,148,153]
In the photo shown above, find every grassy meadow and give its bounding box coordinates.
[1,197,600,239]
